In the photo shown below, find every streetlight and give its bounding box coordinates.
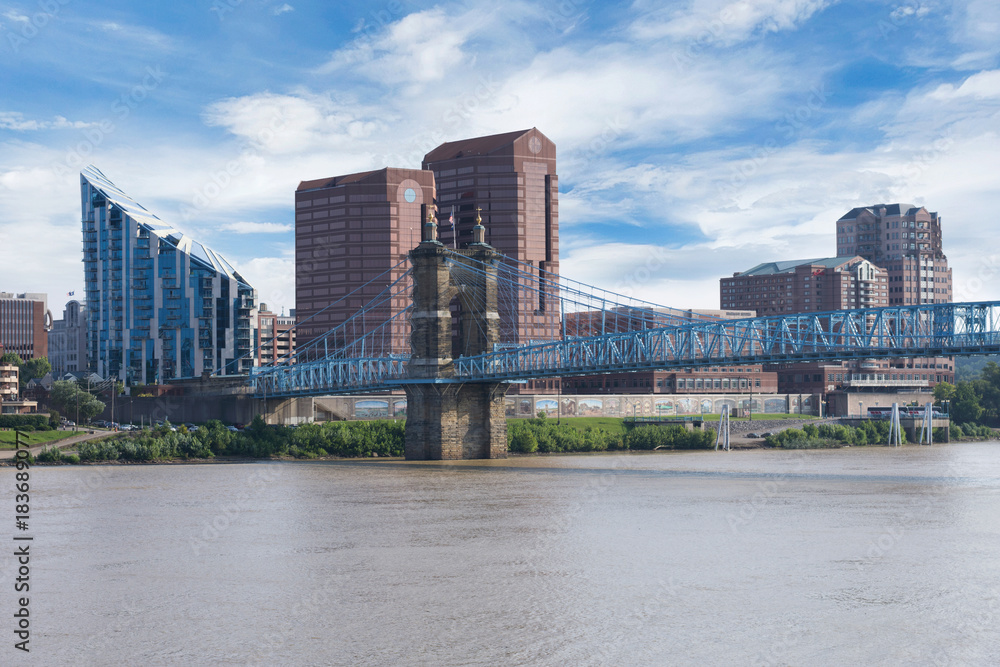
[859,400,863,419]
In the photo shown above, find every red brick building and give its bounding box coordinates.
[294,168,433,355]
[0,292,51,360]
[254,304,296,366]
[720,256,888,314]
[423,128,560,344]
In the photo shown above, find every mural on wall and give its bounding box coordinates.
[343,393,818,420]
[715,398,736,413]
[355,400,389,419]
[675,397,695,415]
[535,399,558,417]
[654,398,674,416]
[765,398,786,414]
[505,398,518,417]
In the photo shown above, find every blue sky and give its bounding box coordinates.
[1,0,998,316]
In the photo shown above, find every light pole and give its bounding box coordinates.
[859,400,863,419]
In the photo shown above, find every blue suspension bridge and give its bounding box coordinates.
[247,221,1000,458]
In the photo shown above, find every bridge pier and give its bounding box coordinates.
[403,215,509,459]
[404,383,508,459]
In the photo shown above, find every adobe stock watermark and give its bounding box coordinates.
[614,245,669,298]
[3,0,71,53]
[579,116,627,162]
[543,0,587,33]
[209,0,244,21]
[672,4,743,73]
[878,1,930,39]
[188,465,284,555]
[53,65,168,179]
[351,1,408,42]
[726,452,808,533]
[900,135,953,183]
[717,84,832,199]
[376,74,500,168]
[853,458,967,572]
[956,253,1000,300]
[180,111,286,221]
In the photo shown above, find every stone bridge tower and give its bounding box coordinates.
[403,211,509,460]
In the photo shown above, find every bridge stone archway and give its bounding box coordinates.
[402,222,509,460]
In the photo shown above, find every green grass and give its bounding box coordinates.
[0,430,79,449]
[508,417,627,431]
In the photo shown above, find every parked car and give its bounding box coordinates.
[227,425,239,432]
[747,432,761,438]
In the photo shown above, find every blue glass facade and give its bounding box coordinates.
[81,166,255,385]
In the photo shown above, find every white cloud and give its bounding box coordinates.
[318,6,505,85]
[273,4,294,16]
[630,0,834,44]
[0,112,99,131]
[238,256,295,309]
[2,10,29,23]
[928,69,1000,100]
[221,221,293,234]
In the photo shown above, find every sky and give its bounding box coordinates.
[1,0,998,318]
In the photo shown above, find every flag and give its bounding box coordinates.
[449,205,456,248]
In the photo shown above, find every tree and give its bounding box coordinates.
[933,381,956,405]
[0,352,23,366]
[49,380,105,423]
[977,362,1000,420]
[21,356,51,388]
[951,381,984,425]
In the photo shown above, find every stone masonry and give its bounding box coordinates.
[403,216,509,459]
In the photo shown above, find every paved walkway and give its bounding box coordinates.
[0,428,110,460]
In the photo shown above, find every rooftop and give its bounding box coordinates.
[734,256,863,277]
[838,203,931,221]
[423,128,547,163]
[82,166,251,286]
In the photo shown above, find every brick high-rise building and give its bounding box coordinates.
[294,167,434,354]
[0,292,51,360]
[720,256,889,314]
[254,303,296,366]
[721,203,958,405]
[423,128,560,344]
[836,204,952,305]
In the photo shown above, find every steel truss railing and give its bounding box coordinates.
[440,248,710,346]
[453,301,1000,381]
[250,356,409,397]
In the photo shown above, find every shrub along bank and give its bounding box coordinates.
[764,421,927,448]
[508,415,714,453]
[75,416,405,462]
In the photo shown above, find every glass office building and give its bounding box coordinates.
[81,166,255,385]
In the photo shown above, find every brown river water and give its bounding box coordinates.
[7,443,1000,665]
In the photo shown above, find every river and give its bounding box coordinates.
[11,442,1000,665]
